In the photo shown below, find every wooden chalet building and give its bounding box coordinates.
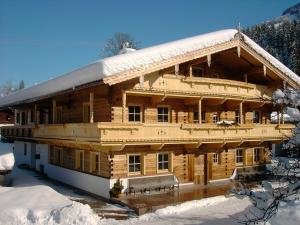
[0,29,299,198]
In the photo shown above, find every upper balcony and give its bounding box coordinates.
[129,74,274,102]
[1,122,294,150]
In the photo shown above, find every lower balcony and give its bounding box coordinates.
[1,123,294,150]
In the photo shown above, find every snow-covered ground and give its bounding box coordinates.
[0,142,299,225]
[0,142,14,171]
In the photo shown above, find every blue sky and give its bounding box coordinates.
[0,0,299,87]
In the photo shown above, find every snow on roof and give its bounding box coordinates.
[0,29,299,108]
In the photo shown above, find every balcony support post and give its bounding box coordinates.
[90,92,94,123]
[122,90,126,123]
[198,98,202,124]
[52,99,56,124]
[239,102,243,124]
[281,108,284,125]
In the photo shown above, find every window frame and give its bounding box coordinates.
[90,152,100,174]
[128,104,142,123]
[157,153,170,172]
[75,150,85,171]
[213,153,220,164]
[253,147,262,163]
[212,113,220,124]
[236,148,244,165]
[157,106,170,123]
[128,154,142,175]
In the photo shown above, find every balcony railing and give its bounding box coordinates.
[1,123,293,146]
[131,74,273,101]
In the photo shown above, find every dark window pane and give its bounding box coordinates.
[163,162,168,169]
[135,156,140,163]
[135,107,140,113]
[128,106,134,113]
[163,115,168,122]
[158,163,163,170]
[129,156,134,164]
[129,114,135,121]
[135,114,140,122]
[135,164,141,172]
[129,165,134,172]
[158,108,163,114]
[158,154,162,161]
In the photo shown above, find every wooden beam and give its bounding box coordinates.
[184,142,202,150]
[198,98,202,125]
[237,46,241,58]
[263,64,267,76]
[122,90,126,123]
[175,64,179,76]
[52,99,56,124]
[150,144,164,150]
[207,54,211,67]
[89,92,94,123]
[239,101,243,124]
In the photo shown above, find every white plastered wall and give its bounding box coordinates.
[13,141,31,166]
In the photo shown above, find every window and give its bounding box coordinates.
[128,155,141,173]
[76,150,84,170]
[24,143,27,156]
[235,110,240,124]
[212,113,219,123]
[236,149,244,164]
[16,112,20,124]
[254,148,261,162]
[83,103,90,123]
[192,66,203,77]
[158,153,169,170]
[53,147,63,165]
[21,111,26,125]
[29,110,34,124]
[253,111,260,123]
[213,153,219,164]
[157,107,169,122]
[193,111,199,123]
[91,152,100,173]
[128,106,141,122]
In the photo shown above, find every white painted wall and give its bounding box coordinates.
[14,141,31,166]
[35,144,111,198]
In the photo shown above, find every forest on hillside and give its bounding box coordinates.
[243,20,300,76]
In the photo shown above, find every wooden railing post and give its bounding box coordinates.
[240,102,243,124]
[90,92,94,123]
[122,90,126,123]
[198,98,202,124]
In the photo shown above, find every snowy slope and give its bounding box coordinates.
[0,29,299,108]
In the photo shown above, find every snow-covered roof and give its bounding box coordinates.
[0,29,299,108]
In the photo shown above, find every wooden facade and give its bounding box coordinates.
[0,36,297,187]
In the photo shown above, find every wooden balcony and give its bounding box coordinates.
[131,74,273,101]
[1,123,293,149]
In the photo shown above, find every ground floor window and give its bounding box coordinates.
[90,152,100,174]
[76,150,84,171]
[236,149,243,164]
[254,148,261,162]
[213,153,220,164]
[158,153,169,170]
[128,155,141,173]
[49,146,63,166]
